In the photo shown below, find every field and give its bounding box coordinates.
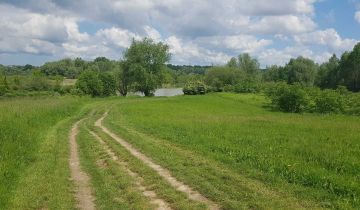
[1,93,359,209]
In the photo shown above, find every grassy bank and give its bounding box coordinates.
[0,96,89,209]
[104,93,360,209]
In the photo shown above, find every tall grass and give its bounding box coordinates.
[105,93,360,209]
[0,96,87,209]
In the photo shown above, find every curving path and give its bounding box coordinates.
[95,112,220,210]
[89,130,172,210]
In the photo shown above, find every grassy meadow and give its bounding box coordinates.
[0,96,90,209]
[104,93,360,209]
[1,93,359,209]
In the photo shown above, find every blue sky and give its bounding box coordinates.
[0,0,359,67]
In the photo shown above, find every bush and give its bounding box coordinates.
[266,82,310,113]
[183,81,206,95]
[70,88,84,96]
[265,82,360,115]
[313,89,345,114]
[344,93,360,115]
[234,79,259,93]
[223,85,234,92]
[56,85,74,95]
[76,70,103,97]
[0,84,7,96]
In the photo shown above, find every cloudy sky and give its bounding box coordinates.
[0,0,359,66]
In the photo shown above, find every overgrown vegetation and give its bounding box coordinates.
[265,82,360,115]
[0,97,88,209]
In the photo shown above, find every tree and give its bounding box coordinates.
[204,66,244,91]
[122,38,171,96]
[315,54,339,89]
[41,59,79,78]
[74,57,86,69]
[238,53,260,75]
[94,57,114,72]
[99,72,116,96]
[227,57,238,68]
[338,43,360,91]
[76,70,103,97]
[263,65,287,82]
[117,61,130,96]
[285,56,318,86]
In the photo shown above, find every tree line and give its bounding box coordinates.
[1,38,360,101]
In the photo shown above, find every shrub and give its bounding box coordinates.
[344,93,360,115]
[26,71,51,91]
[223,85,234,92]
[70,88,84,96]
[266,82,310,113]
[234,79,259,93]
[76,70,103,97]
[57,85,74,95]
[0,84,6,96]
[99,73,116,96]
[183,81,206,95]
[313,89,345,114]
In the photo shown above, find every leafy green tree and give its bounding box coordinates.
[76,70,103,97]
[99,72,116,96]
[74,57,86,69]
[205,66,244,91]
[41,59,79,78]
[94,57,114,72]
[117,61,131,96]
[263,65,287,82]
[238,53,260,75]
[315,54,339,89]
[122,38,170,96]
[338,43,360,91]
[285,56,318,86]
[227,57,238,68]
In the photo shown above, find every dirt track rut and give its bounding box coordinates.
[89,130,172,210]
[95,112,220,210]
[69,119,95,210]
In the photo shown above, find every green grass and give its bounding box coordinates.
[76,102,206,209]
[0,96,89,209]
[1,93,359,209]
[77,121,151,209]
[104,93,360,209]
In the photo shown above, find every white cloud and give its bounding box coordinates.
[165,36,231,65]
[294,28,358,51]
[1,0,320,37]
[95,27,140,49]
[195,35,272,53]
[144,26,162,41]
[258,46,331,66]
[355,11,360,23]
[248,15,317,34]
[0,0,357,67]
[0,4,89,56]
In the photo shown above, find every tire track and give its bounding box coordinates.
[95,112,220,210]
[69,119,95,210]
[89,130,172,210]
